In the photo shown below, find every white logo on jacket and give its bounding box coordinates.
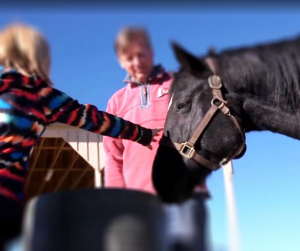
[158,87,169,98]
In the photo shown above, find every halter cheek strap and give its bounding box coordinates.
[161,59,246,171]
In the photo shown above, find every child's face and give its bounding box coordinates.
[118,38,153,83]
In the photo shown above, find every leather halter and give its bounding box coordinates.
[160,60,246,171]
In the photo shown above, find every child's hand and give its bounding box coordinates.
[146,128,163,150]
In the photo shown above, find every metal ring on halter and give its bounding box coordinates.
[208,75,222,89]
[211,98,225,108]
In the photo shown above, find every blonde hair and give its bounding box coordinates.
[114,27,152,55]
[0,23,52,84]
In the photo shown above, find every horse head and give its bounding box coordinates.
[152,43,246,203]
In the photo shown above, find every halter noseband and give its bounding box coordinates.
[161,66,246,171]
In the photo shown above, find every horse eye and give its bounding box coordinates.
[176,101,191,112]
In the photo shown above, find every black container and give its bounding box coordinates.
[23,188,167,251]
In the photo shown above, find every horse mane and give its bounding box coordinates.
[216,35,300,112]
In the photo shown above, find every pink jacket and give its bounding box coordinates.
[103,66,171,193]
[103,65,208,195]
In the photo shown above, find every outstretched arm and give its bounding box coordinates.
[36,81,152,145]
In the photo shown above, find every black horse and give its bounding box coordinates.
[152,35,300,203]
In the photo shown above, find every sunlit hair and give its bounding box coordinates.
[0,23,52,85]
[114,26,152,55]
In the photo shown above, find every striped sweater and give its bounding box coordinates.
[0,71,152,201]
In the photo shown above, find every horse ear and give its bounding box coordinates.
[171,41,211,74]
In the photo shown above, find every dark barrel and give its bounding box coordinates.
[22,188,167,251]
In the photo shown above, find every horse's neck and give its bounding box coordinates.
[227,92,300,140]
[218,42,300,140]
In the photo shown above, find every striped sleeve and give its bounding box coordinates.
[35,81,152,145]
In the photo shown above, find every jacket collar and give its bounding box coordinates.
[123,64,165,84]
[0,66,38,91]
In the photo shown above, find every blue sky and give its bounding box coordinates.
[1,5,300,251]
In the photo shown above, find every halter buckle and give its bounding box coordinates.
[179,142,195,158]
